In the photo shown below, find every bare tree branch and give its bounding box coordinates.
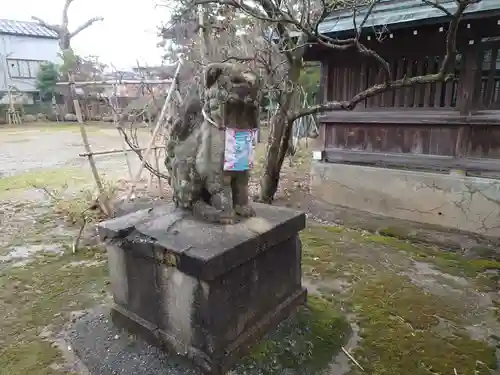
[31,16,61,33]
[420,0,453,17]
[70,17,105,38]
[289,0,477,121]
[218,55,256,63]
[62,0,74,27]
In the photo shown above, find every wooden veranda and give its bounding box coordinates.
[305,0,500,177]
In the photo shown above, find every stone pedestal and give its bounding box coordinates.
[97,203,307,375]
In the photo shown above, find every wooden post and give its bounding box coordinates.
[70,74,112,216]
[453,40,480,175]
[458,40,481,116]
[125,56,183,201]
[154,148,162,195]
[147,149,154,191]
[111,83,134,180]
[198,4,209,66]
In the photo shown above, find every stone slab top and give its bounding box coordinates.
[98,202,306,280]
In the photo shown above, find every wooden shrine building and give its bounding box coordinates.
[304,0,500,237]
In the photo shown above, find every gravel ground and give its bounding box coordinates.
[65,306,202,375]
[0,124,158,180]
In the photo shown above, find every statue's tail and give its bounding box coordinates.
[164,95,204,205]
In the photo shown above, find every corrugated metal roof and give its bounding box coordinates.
[0,19,59,39]
[318,0,500,36]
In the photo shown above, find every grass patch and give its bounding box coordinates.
[0,122,105,134]
[234,295,350,375]
[351,274,498,375]
[0,247,109,375]
[0,168,91,194]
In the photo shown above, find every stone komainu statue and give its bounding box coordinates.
[165,62,260,224]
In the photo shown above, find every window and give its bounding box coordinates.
[6,59,45,79]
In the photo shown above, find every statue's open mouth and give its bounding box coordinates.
[227,84,258,106]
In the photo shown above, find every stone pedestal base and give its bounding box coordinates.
[98,203,306,375]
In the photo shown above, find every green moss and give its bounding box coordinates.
[301,227,343,277]
[300,225,369,283]
[323,226,345,234]
[362,233,420,253]
[299,225,498,375]
[362,233,500,278]
[0,247,109,373]
[494,300,500,322]
[378,226,414,239]
[234,295,350,375]
[1,341,63,375]
[350,275,497,375]
[467,258,500,272]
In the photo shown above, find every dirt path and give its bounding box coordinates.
[0,124,499,375]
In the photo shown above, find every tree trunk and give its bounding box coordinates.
[60,45,75,115]
[259,110,288,203]
[62,71,76,115]
[258,62,302,203]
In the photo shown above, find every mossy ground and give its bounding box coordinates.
[1,205,498,375]
[0,244,109,375]
[1,126,499,374]
[301,225,499,375]
[234,295,350,375]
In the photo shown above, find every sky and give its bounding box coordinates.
[3,0,171,70]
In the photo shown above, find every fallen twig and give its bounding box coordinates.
[341,346,365,372]
[72,211,88,254]
[29,183,62,201]
[30,183,103,254]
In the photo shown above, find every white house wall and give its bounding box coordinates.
[0,34,60,92]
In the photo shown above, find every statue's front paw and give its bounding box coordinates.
[220,217,235,225]
[219,211,236,224]
[235,204,256,218]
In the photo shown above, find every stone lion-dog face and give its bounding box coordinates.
[204,63,260,132]
[166,63,261,224]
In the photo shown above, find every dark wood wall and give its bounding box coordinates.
[478,40,500,110]
[325,125,500,158]
[325,34,461,109]
[313,17,500,170]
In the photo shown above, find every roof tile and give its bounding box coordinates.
[0,19,59,39]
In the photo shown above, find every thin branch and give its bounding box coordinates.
[421,0,453,17]
[218,55,256,63]
[354,0,382,37]
[31,16,61,33]
[118,126,170,180]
